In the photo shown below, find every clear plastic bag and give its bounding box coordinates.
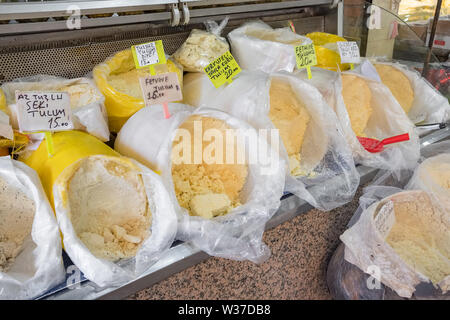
[172,18,230,73]
[228,20,312,73]
[181,71,359,211]
[295,68,421,170]
[1,75,110,142]
[406,140,450,213]
[340,141,450,298]
[115,103,285,263]
[362,59,450,124]
[0,156,65,299]
[93,49,183,132]
[21,131,178,287]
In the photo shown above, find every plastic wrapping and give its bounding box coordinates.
[174,72,359,211]
[372,61,450,124]
[305,32,351,72]
[228,20,311,73]
[115,103,285,263]
[340,141,450,298]
[0,156,65,299]
[295,68,421,170]
[406,141,450,213]
[20,131,177,287]
[1,75,110,142]
[93,49,183,132]
[173,18,230,72]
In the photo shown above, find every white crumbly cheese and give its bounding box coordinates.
[0,176,35,272]
[173,30,229,72]
[385,192,450,285]
[190,193,232,219]
[67,157,151,261]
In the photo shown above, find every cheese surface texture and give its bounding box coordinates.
[0,176,35,272]
[385,192,450,285]
[67,156,151,261]
[341,74,373,137]
[375,64,414,114]
[269,78,311,175]
[173,30,229,72]
[171,115,248,218]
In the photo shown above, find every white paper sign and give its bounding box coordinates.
[134,42,159,67]
[139,72,182,106]
[15,91,74,133]
[337,41,361,64]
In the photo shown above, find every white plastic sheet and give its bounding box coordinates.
[295,68,421,170]
[115,103,285,263]
[0,156,65,300]
[52,156,178,287]
[228,20,311,73]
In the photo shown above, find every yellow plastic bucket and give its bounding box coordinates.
[93,49,183,132]
[19,130,119,206]
[306,32,351,72]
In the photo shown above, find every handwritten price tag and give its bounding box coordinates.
[204,51,241,88]
[295,43,317,79]
[337,41,360,64]
[295,43,317,68]
[139,72,182,106]
[132,40,166,69]
[15,91,73,133]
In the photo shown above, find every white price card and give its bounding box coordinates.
[337,41,361,64]
[139,72,182,106]
[15,91,74,133]
[132,40,166,69]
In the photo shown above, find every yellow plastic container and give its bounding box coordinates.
[306,32,351,72]
[93,49,184,132]
[20,130,119,206]
[0,88,7,114]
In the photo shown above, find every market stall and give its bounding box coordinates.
[0,0,449,300]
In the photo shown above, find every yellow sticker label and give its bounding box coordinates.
[132,40,166,69]
[295,43,317,69]
[204,51,241,89]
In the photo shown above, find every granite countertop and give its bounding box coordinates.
[128,187,364,300]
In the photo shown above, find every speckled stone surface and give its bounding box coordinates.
[128,187,364,300]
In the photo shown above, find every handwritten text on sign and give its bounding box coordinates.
[132,40,166,69]
[139,72,182,106]
[295,43,317,69]
[337,41,361,64]
[15,91,73,132]
[204,51,241,88]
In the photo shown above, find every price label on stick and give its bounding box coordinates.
[139,72,182,106]
[337,41,361,64]
[204,51,241,88]
[132,40,166,69]
[15,91,73,133]
[295,43,317,79]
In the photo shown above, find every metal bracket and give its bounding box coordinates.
[181,2,190,25]
[170,3,180,27]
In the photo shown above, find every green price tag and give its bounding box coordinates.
[204,51,241,88]
[131,40,166,69]
[295,43,317,79]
